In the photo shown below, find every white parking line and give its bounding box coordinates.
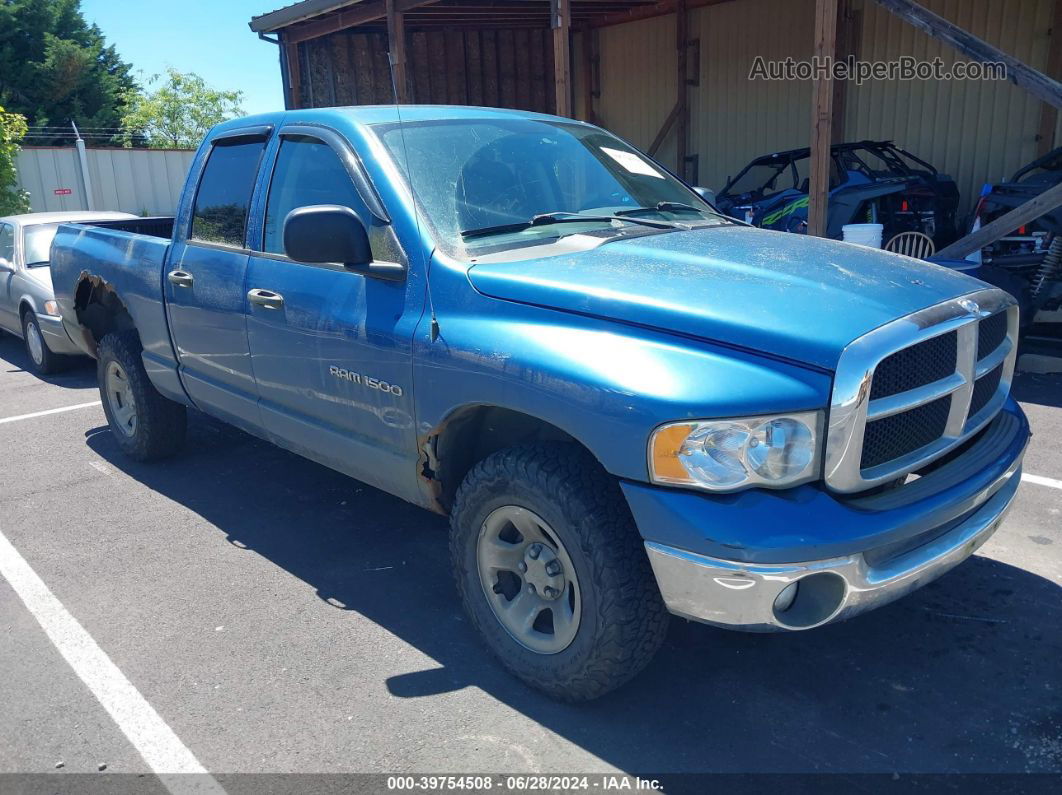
[0,400,101,425]
[0,528,224,794]
[1023,473,1062,490]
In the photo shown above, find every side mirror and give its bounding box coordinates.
[284,205,372,266]
[0,257,13,272]
[283,205,406,281]
[693,186,717,206]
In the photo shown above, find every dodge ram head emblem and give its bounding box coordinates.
[959,298,980,315]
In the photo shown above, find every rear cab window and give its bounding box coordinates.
[190,139,267,248]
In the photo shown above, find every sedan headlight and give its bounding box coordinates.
[649,411,822,492]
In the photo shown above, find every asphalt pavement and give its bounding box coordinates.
[0,332,1060,784]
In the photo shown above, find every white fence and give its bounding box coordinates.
[16,146,196,216]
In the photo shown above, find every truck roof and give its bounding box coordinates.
[210,104,586,139]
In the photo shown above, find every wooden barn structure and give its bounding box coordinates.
[250,0,1062,250]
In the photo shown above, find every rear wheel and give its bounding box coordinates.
[22,311,67,375]
[97,331,186,461]
[450,442,669,701]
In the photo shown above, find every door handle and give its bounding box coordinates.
[168,270,194,288]
[247,288,285,310]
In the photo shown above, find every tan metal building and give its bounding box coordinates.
[250,0,1062,218]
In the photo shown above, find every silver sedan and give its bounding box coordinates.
[0,211,135,374]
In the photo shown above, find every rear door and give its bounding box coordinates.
[243,125,423,499]
[165,127,270,431]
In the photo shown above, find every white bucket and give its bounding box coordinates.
[842,223,884,249]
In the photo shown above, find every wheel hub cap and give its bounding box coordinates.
[476,506,581,655]
[522,544,565,599]
[26,322,44,365]
[104,361,137,437]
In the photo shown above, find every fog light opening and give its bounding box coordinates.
[772,572,846,628]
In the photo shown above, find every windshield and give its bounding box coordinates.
[373,118,726,258]
[23,223,60,267]
[724,161,793,199]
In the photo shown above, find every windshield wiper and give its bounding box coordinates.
[615,201,703,216]
[461,210,685,240]
[25,260,50,268]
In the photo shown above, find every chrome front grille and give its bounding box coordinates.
[969,363,1004,418]
[869,331,958,400]
[860,393,952,470]
[977,312,1008,360]
[825,289,1018,493]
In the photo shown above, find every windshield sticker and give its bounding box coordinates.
[600,147,664,179]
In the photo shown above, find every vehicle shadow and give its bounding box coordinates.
[0,334,96,388]
[84,413,1062,776]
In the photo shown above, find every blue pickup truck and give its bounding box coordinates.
[50,106,1029,701]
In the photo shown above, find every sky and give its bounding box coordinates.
[81,0,287,116]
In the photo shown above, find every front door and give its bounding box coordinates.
[244,128,424,499]
[165,131,269,431]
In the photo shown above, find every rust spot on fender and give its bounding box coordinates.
[416,429,447,515]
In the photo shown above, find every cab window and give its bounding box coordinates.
[262,136,374,257]
[190,139,266,247]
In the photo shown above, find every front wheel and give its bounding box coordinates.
[450,443,669,701]
[22,311,67,375]
[97,331,186,461]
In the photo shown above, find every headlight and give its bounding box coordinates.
[649,411,822,492]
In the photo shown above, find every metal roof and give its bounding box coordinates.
[249,0,362,33]
[250,0,672,36]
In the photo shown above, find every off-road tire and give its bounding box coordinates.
[22,311,68,375]
[97,331,186,461]
[450,442,669,701]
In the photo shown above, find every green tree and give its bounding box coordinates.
[121,69,243,149]
[0,105,31,215]
[0,0,137,145]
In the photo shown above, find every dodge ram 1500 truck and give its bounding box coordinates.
[50,107,1030,701]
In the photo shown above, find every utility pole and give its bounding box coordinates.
[71,121,95,211]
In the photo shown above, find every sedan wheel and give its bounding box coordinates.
[21,311,65,375]
[25,318,45,367]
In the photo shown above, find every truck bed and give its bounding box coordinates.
[49,219,177,372]
[84,216,176,239]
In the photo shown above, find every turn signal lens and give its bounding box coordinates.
[43,300,59,315]
[649,411,822,493]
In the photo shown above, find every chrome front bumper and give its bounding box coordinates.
[645,460,1023,632]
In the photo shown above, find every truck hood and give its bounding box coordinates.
[467,226,983,370]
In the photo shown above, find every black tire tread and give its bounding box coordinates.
[97,330,186,461]
[450,442,669,702]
